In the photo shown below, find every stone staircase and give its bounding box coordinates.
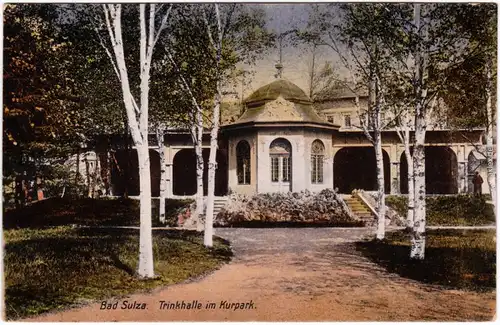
[344,194,374,221]
[213,196,228,216]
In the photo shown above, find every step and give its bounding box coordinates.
[344,195,374,220]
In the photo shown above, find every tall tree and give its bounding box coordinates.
[94,4,172,278]
[304,3,393,239]
[441,4,497,215]
[379,3,480,258]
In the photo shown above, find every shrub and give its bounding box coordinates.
[385,195,495,226]
[4,197,194,229]
[385,196,408,219]
[152,198,194,227]
[216,189,363,227]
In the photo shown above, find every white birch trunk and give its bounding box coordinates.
[364,67,386,240]
[203,4,223,247]
[374,130,386,239]
[195,113,205,232]
[485,57,496,216]
[411,126,426,259]
[397,123,415,228]
[204,88,221,247]
[136,4,155,278]
[99,3,171,278]
[157,125,167,224]
[403,129,415,228]
[137,143,154,277]
[410,3,427,260]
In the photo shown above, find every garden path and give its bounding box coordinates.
[26,228,495,321]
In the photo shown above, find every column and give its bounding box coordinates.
[390,145,401,195]
[165,147,175,198]
[391,161,400,194]
[456,145,467,193]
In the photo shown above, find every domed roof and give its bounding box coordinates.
[227,79,332,126]
[244,79,312,106]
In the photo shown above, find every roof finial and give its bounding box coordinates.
[274,62,283,79]
[275,31,285,79]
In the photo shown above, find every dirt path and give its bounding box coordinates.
[25,228,495,322]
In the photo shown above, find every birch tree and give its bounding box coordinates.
[153,4,272,238]
[200,4,273,246]
[202,4,223,247]
[95,4,172,278]
[382,3,477,258]
[304,3,394,239]
[442,4,497,215]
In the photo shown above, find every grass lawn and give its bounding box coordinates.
[386,195,495,226]
[3,197,193,229]
[4,226,232,320]
[356,229,496,291]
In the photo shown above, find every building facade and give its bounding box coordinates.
[82,79,492,198]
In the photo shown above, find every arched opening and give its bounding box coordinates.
[333,147,390,194]
[467,150,485,193]
[269,138,292,192]
[172,148,228,196]
[236,140,251,185]
[400,146,458,194]
[311,139,325,184]
[110,149,160,196]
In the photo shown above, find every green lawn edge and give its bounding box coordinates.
[4,226,232,320]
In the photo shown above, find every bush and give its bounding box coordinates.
[385,195,495,226]
[216,189,363,227]
[4,197,194,229]
[385,196,408,218]
[152,198,194,227]
[39,163,87,199]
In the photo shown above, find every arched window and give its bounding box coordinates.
[269,138,292,183]
[236,141,251,184]
[311,140,324,184]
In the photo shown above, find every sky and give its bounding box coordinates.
[228,3,352,101]
[233,4,343,100]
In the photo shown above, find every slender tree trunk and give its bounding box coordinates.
[106,150,112,196]
[485,56,496,216]
[411,128,426,259]
[374,130,386,239]
[204,87,221,247]
[308,44,317,99]
[100,3,171,279]
[194,115,205,231]
[403,130,415,228]
[157,125,167,223]
[410,3,428,260]
[75,147,81,190]
[85,154,91,198]
[136,3,155,278]
[124,122,130,199]
[137,143,154,277]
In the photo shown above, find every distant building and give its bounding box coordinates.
[78,78,493,198]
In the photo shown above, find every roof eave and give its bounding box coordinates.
[221,120,341,132]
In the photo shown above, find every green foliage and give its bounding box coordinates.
[38,163,87,199]
[152,198,195,227]
[386,195,495,226]
[217,189,364,227]
[356,229,496,291]
[4,226,231,319]
[3,197,193,229]
[439,4,497,130]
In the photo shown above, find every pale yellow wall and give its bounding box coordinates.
[228,133,258,195]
